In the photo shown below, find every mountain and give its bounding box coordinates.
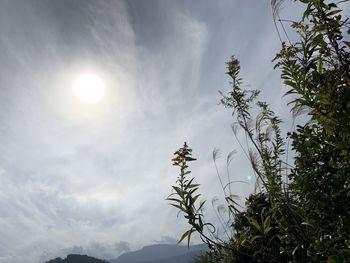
[109,244,208,263]
[46,254,108,263]
[45,244,209,263]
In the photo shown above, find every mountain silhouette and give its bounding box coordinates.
[46,254,108,263]
[109,244,208,263]
[45,243,208,263]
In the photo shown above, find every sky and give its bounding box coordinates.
[0,0,329,262]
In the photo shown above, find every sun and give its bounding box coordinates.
[74,74,105,103]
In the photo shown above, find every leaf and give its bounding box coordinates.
[301,221,314,228]
[170,204,186,213]
[284,80,298,89]
[187,184,200,189]
[166,197,182,204]
[263,216,271,230]
[172,186,184,198]
[327,256,336,263]
[178,229,193,245]
[292,246,299,256]
[192,194,201,204]
[327,9,341,16]
[197,200,206,212]
[264,226,273,235]
[247,216,263,233]
[250,235,262,242]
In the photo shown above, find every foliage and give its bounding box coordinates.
[166,142,206,247]
[274,0,350,260]
[167,0,350,262]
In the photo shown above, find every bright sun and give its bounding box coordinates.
[74,74,105,103]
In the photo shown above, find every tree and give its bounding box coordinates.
[167,0,350,262]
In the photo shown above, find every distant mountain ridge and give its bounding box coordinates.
[46,254,108,263]
[45,243,208,263]
[109,244,208,263]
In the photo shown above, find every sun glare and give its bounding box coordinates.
[74,74,105,103]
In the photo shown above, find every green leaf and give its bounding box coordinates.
[170,204,186,213]
[178,229,192,244]
[250,235,262,242]
[172,186,184,198]
[196,200,206,212]
[263,216,271,230]
[327,9,341,16]
[247,216,263,233]
[166,197,182,204]
[178,229,195,248]
[187,184,200,189]
[264,226,273,235]
[192,194,201,204]
[327,256,336,263]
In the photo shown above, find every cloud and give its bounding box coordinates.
[114,241,131,254]
[38,241,131,262]
[154,236,178,245]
